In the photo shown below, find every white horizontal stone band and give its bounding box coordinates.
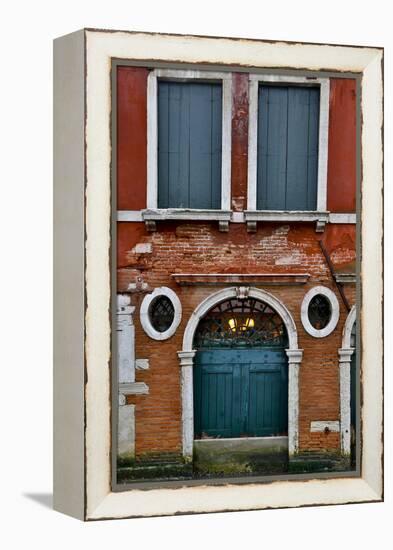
[119,382,149,395]
[142,208,232,221]
[310,421,340,433]
[117,210,356,224]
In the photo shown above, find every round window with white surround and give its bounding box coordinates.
[140,287,182,340]
[301,286,340,338]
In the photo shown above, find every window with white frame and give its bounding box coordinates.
[301,286,340,338]
[145,69,232,221]
[246,75,330,230]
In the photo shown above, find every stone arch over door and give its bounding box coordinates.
[178,287,303,459]
[338,305,356,456]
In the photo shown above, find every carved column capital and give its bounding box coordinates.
[286,349,303,364]
[338,347,355,364]
[177,350,196,367]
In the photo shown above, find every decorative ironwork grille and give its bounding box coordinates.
[194,298,288,348]
[308,294,332,330]
[148,295,175,332]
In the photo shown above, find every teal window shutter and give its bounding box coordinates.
[257,85,320,211]
[158,81,222,209]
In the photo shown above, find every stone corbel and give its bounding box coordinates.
[145,220,157,232]
[315,219,327,232]
[247,221,257,233]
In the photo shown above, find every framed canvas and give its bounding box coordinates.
[53,29,383,520]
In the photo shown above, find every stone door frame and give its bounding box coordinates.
[178,287,303,460]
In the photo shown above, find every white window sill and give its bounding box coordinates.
[142,208,232,221]
[244,210,330,222]
[117,210,356,229]
[141,208,232,231]
[244,210,330,232]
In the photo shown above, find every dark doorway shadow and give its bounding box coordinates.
[23,493,53,509]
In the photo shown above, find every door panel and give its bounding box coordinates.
[194,348,288,438]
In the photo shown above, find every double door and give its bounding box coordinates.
[194,348,288,439]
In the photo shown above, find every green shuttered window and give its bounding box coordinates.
[257,85,320,210]
[157,81,222,209]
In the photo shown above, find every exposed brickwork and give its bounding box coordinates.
[119,221,355,456]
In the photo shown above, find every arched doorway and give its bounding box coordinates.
[193,297,289,439]
[178,287,302,459]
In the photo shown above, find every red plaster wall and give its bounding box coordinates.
[322,224,356,269]
[327,79,357,213]
[117,66,148,210]
[231,73,249,211]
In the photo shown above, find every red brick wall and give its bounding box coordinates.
[120,221,355,456]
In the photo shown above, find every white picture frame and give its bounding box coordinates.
[54,28,383,521]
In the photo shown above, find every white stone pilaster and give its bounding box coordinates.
[117,294,135,384]
[117,294,136,459]
[339,347,354,456]
[178,350,196,460]
[286,349,303,456]
[118,404,135,459]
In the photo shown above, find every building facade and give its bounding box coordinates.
[115,62,357,481]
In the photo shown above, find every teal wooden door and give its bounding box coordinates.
[194,348,288,438]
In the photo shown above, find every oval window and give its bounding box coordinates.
[140,287,182,340]
[301,286,340,338]
[308,294,332,330]
[148,295,175,333]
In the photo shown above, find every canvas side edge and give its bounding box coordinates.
[53,29,86,521]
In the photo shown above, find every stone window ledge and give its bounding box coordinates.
[142,208,232,231]
[244,210,330,232]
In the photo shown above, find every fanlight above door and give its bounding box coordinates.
[193,298,288,349]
